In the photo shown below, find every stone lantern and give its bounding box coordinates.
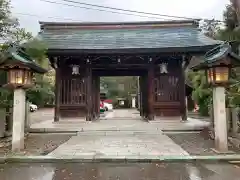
[191,43,240,152]
[0,45,47,152]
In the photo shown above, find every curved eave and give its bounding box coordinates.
[46,44,220,55]
[191,44,240,71]
[0,58,47,74]
[27,63,48,74]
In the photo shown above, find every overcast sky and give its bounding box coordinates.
[11,0,230,35]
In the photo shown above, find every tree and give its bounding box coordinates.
[187,70,212,115]
[186,19,220,115]
[187,0,240,115]
[10,27,33,44]
[200,19,221,39]
[0,0,19,38]
[100,76,138,99]
[23,38,47,67]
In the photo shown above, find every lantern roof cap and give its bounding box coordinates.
[0,44,47,74]
[190,42,240,70]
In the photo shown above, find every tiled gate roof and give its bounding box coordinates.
[39,20,221,51]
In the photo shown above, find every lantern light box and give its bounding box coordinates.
[191,43,240,86]
[0,45,47,89]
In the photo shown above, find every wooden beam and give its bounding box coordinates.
[92,69,146,76]
[47,45,217,56]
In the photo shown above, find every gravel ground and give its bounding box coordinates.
[0,133,74,156]
[167,132,240,155]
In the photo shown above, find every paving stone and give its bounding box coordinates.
[48,133,189,158]
[29,109,213,158]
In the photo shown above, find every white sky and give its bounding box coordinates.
[11,0,230,35]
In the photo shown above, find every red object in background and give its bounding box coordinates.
[100,101,104,108]
[103,99,112,103]
[194,103,199,112]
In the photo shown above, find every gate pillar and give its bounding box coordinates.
[148,66,154,120]
[86,67,93,121]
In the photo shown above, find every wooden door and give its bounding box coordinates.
[153,74,181,117]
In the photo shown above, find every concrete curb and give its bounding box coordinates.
[1,155,240,164]
[29,128,205,133]
[29,128,79,133]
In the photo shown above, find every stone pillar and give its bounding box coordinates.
[12,89,26,152]
[213,86,228,152]
[132,97,136,108]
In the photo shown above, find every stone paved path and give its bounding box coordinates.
[103,109,141,119]
[30,109,210,132]
[48,132,189,158]
[48,110,189,158]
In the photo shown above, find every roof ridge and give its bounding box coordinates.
[39,19,198,25]
[39,20,199,31]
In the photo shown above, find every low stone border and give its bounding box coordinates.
[28,128,79,133]
[1,155,240,164]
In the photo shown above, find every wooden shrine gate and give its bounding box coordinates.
[53,55,188,121]
[40,20,220,121]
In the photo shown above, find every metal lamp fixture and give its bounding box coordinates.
[3,65,33,89]
[206,65,230,86]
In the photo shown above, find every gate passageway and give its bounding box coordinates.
[101,109,141,120]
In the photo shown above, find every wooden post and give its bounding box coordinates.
[92,75,99,120]
[144,75,148,119]
[96,76,100,119]
[54,67,60,122]
[141,76,147,118]
[180,57,187,121]
[137,76,140,110]
[86,67,93,121]
[92,76,96,120]
[148,66,154,120]
[139,76,143,117]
